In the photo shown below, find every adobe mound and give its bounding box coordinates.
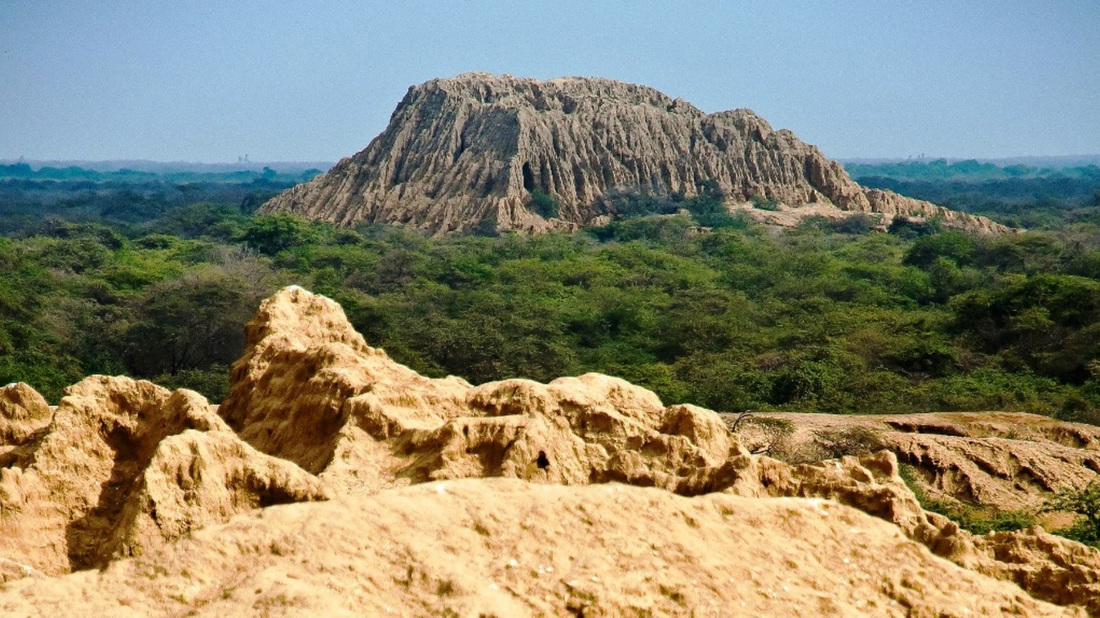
[0,480,1074,617]
[215,286,1100,612]
[262,73,1010,235]
[218,285,742,495]
[0,376,329,577]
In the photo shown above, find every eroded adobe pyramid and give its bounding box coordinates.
[262,73,1010,235]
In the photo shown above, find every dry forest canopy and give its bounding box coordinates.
[3,161,1100,427]
[848,158,1100,229]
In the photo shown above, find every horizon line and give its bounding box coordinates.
[4,154,1100,170]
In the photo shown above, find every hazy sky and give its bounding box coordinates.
[2,1,1098,162]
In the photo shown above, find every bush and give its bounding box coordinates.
[811,426,886,459]
[1045,483,1100,547]
[153,365,230,403]
[471,216,499,237]
[946,504,1037,535]
[600,189,679,219]
[903,231,977,269]
[135,234,178,250]
[684,182,740,228]
[750,195,780,211]
[587,214,694,243]
[730,416,796,458]
[528,189,560,219]
[888,217,944,239]
[829,213,882,235]
[1055,404,1100,427]
[241,214,320,255]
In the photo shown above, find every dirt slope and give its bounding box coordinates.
[738,411,1100,511]
[0,480,1075,617]
[218,285,744,496]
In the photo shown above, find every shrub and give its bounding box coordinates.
[241,214,320,255]
[333,228,364,245]
[153,365,230,403]
[811,426,886,459]
[750,195,780,211]
[683,182,741,228]
[903,231,977,269]
[136,234,178,249]
[946,504,1037,535]
[1045,482,1100,547]
[600,189,678,219]
[829,213,882,235]
[471,216,499,237]
[587,214,694,243]
[730,416,795,458]
[1055,404,1100,428]
[888,217,944,239]
[528,189,560,218]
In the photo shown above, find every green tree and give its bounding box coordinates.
[242,214,320,255]
[119,270,250,377]
[903,231,977,269]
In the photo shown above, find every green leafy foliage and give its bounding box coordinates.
[1045,483,1100,547]
[242,214,321,255]
[596,182,745,230]
[5,171,1100,420]
[749,195,780,211]
[599,189,680,219]
[0,170,301,236]
[683,181,740,228]
[528,189,560,218]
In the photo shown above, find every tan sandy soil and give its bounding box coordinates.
[0,479,1075,617]
[732,411,1100,512]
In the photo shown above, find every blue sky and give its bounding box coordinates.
[1,1,1097,162]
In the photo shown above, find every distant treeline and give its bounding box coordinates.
[846,159,1100,229]
[0,176,299,236]
[845,158,1100,182]
[0,163,324,184]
